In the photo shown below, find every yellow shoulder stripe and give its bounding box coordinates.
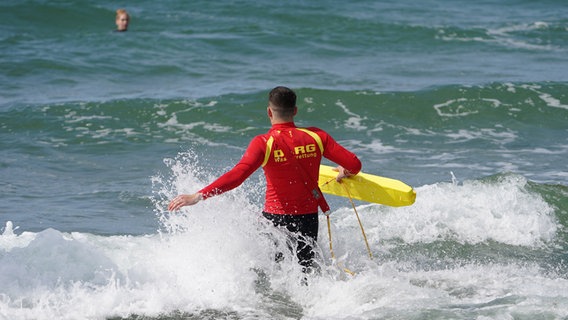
[297,128,324,154]
[262,129,323,167]
[262,136,274,167]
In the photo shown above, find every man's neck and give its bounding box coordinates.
[270,117,294,125]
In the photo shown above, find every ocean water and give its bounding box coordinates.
[1,0,568,319]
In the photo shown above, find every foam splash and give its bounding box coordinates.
[359,173,558,247]
[0,166,565,319]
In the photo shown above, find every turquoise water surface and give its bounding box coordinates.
[1,1,567,319]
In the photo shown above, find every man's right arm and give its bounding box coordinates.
[168,136,266,211]
[198,136,265,200]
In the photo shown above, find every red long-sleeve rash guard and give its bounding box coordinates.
[198,122,362,215]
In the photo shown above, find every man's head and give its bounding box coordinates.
[268,86,297,119]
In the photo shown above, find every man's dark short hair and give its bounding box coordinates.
[269,86,296,116]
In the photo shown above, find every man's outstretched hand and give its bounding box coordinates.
[168,193,203,211]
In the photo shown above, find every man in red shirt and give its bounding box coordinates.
[169,86,362,273]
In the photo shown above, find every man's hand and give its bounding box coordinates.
[335,166,354,182]
[168,193,203,211]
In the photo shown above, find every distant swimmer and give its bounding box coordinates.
[168,86,362,276]
[115,9,129,32]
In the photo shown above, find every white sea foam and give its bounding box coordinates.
[335,100,367,131]
[437,22,560,52]
[364,139,400,154]
[0,161,565,319]
[158,114,242,149]
[445,128,518,145]
[537,91,568,110]
[360,175,557,246]
[433,98,502,118]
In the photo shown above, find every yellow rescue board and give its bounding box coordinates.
[319,165,416,207]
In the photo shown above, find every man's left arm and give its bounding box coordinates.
[318,130,362,179]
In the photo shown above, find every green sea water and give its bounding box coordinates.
[1,0,567,319]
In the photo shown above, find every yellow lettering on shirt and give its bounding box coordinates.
[263,129,324,167]
[294,144,316,155]
[273,149,286,162]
